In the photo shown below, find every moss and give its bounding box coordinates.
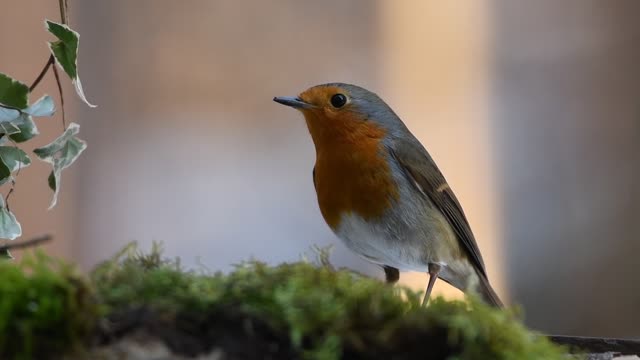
[0,252,98,360]
[0,244,571,359]
[91,244,569,360]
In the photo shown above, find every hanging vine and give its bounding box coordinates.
[0,0,94,257]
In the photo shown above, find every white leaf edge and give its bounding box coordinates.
[0,147,31,172]
[45,20,97,108]
[34,122,87,209]
[0,197,21,240]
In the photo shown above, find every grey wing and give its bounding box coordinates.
[312,166,317,190]
[389,139,487,277]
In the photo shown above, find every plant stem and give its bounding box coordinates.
[56,0,68,132]
[4,188,13,212]
[52,64,66,130]
[29,55,54,92]
[59,0,69,24]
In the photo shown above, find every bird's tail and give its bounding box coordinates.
[475,271,503,308]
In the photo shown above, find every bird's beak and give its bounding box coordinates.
[273,96,314,110]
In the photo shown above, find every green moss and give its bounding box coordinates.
[0,244,571,359]
[0,252,98,360]
[91,244,569,360]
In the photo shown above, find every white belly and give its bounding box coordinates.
[334,209,478,291]
[335,212,433,272]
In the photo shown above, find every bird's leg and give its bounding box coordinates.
[383,265,400,284]
[422,263,442,306]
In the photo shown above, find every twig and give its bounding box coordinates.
[4,188,14,212]
[0,234,52,252]
[59,0,69,24]
[29,55,54,92]
[52,63,66,130]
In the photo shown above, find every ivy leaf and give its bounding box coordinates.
[6,95,54,143]
[0,197,22,241]
[33,122,86,209]
[0,73,29,124]
[0,73,29,110]
[0,121,21,136]
[0,76,53,142]
[0,146,31,185]
[0,107,20,124]
[25,95,56,117]
[46,20,96,108]
[8,114,39,143]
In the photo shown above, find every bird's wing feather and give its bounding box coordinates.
[312,166,317,190]
[389,138,487,277]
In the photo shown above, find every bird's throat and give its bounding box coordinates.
[305,113,400,230]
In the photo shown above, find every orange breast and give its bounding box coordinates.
[308,115,400,230]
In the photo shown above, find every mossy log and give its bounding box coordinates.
[0,244,636,359]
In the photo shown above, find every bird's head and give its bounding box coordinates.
[274,83,406,147]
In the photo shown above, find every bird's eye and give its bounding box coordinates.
[330,93,347,108]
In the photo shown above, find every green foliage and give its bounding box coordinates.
[0,147,31,184]
[92,244,568,360]
[8,114,39,143]
[46,20,95,107]
[0,72,63,240]
[0,251,98,359]
[33,123,87,209]
[0,73,29,110]
[46,21,78,79]
[0,14,92,241]
[0,197,21,241]
[0,94,55,143]
[0,74,32,140]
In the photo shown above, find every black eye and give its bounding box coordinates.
[330,93,347,108]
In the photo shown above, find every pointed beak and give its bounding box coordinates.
[273,96,314,110]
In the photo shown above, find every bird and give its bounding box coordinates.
[273,83,502,307]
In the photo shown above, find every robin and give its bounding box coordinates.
[274,83,503,307]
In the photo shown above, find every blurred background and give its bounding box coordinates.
[1,0,638,339]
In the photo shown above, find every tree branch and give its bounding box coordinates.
[0,234,52,252]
